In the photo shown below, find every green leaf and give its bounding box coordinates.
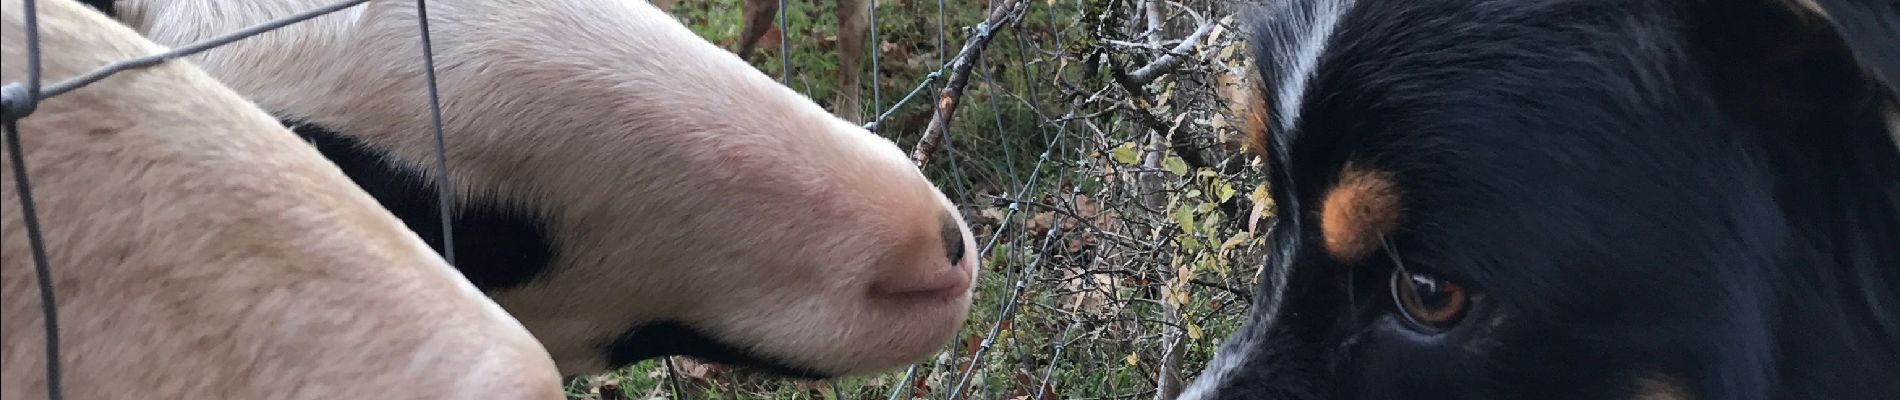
[1215,182,1237,203]
[1177,232,1204,250]
[1111,142,1140,165]
[1185,189,1203,199]
[1174,202,1197,232]
[1162,156,1190,176]
[1079,175,1104,193]
[1210,252,1232,279]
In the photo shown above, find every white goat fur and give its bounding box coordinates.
[1,0,564,398]
[108,0,980,376]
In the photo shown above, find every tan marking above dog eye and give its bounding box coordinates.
[1320,164,1403,264]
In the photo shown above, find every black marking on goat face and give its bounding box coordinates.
[286,120,557,292]
[1184,0,1900,399]
[77,0,115,17]
[605,321,829,379]
[941,211,967,266]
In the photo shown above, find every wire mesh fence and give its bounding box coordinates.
[1,0,1275,399]
[589,0,1274,398]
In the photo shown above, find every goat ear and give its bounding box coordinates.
[1792,0,1900,92]
[76,0,118,17]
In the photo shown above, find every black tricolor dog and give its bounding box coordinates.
[1184,0,1899,399]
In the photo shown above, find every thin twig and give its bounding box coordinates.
[909,0,1033,167]
[1085,268,1253,301]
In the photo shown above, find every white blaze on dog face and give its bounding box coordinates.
[112,0,978,377]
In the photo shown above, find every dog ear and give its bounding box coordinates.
[1678,0,1900,224]
[1680,0,1899,141]
[1794,0,1900,149]
[1793,0,1900,92]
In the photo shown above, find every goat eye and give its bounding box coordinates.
[1390,269,1470,331]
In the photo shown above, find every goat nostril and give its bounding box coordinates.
[940,211,966,266]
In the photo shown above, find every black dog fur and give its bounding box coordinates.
[1183,0,1900,399]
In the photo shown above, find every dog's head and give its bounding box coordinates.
[1184,0,1900,399]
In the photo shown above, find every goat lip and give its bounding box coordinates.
[870,267,972,301]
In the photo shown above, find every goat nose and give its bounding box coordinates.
[868,211,974,300]
[941,211,967,266]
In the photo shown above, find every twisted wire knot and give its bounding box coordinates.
[0,83,36,121]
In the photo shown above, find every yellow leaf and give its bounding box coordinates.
[1052,56,1069,86]
[1125,352,1140,366]
[1247,183,1273,233]
[1220,232,1254,252]
[1187,323,1204,341]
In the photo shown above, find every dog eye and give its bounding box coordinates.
[1389,269,1470,331]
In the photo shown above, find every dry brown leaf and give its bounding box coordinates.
[757,25,783,51]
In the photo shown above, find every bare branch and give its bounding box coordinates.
[909,0,1035,167]
[1126,8,1216,85]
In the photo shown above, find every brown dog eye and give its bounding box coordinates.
[1390,269,1470,331]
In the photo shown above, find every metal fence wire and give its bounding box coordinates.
[3,0,1259,398]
